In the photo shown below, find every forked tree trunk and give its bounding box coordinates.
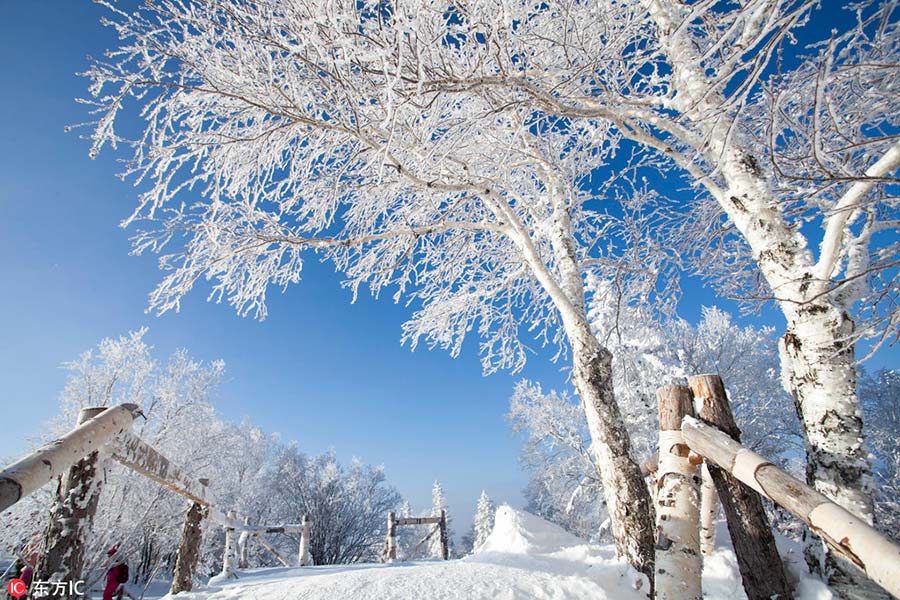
[571,337,655,586]
[642,3,878,595]
[34,408,110,597]
[655,384,702,600]
[688,374,792,600]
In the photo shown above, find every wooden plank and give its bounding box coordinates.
[112,431,211,506]
[683,416,900,599]
[688,374,792,600]
[395,517,441,525]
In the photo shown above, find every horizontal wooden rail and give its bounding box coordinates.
[113,431,211,506]
[0,404,141,513]
[395,517,441,526]
[682,416,900,598]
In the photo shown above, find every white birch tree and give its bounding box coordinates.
[81,0,673,575]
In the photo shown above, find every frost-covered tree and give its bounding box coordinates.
[428,480,452,559]
[0,331,403,584]
[257,446,402,565]
[80,0,674,574]
[80,1,900,584]
[859,368,900,544]
[472,491,496,550]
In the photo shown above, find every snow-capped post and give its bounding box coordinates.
[221,509,237,578]
[682,417,900,599]
[0,403,140,513]
[687,374,791,600]
[298,515,311,566]
[654,384,702,600]
[238,516,251,568]
[439,509,449,560]
[699,464,717,557]
[171,489,208,595]
[33,406,126,597]
[384,511,397,562]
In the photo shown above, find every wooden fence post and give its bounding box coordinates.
[688,374,792,600]
[385,511,397,562]
[171,484,208,595]
[655,384,702,600]
[298,515,311,566]
[34,407,111,597]
[439,509,449,560]
[238,516,251,568]
[221,509,237,578]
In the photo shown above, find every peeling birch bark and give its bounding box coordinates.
[683,417,900,599]
[655,384,702,600]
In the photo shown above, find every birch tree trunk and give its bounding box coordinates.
[642,4,878,594]
[500,187,655,583]
[781,306,880,598]
[570,338,655,583]
[33,408,109,598]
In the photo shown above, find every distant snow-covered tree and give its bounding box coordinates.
[472,491,496,550]
[859,368,900,544]
[0,331,402,583]
[428,481,452,559]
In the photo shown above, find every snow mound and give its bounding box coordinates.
[476,504,586,555]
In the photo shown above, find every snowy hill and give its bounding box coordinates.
[161,506,832,600]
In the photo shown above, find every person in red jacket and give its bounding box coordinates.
[102,546,128,600]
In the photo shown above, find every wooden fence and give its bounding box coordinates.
[382,510,449,562]
[653,374,900,600]
[0,404,312,596]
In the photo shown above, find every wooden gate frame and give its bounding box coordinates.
[382,510,449,562]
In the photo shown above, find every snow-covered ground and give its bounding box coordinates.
[154,506,833,600]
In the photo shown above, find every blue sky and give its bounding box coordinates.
[0,2,895,532]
